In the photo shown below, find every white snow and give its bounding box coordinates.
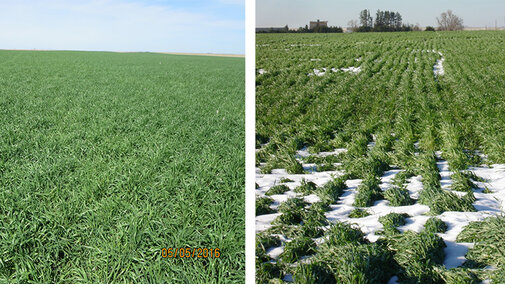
[307,58,362,77]
[318,149,348,157]
[341,66,362,73]
[308,68,327,76]
[308,66,361,76]
[412,49,445,77]
[267,246,284,259]
[315,68,326,76]
[256,145,505,271]
[295,147,346,158]
[256,212,281,232]
[433,51,445,77]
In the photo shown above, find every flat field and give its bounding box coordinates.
[256,31,505,283]
[0,50,244,282]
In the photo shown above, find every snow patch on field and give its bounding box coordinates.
[296,147,347,158]
[256,165,343,233]
[256,147,505,273]
[308,66,361,76]
[410,49,445,77]
[432,50,445,77]
[324,169,431,242]
[307,68,326,77]
[434,57,445,76]
[341,66,362,73]
[315,68,326,76]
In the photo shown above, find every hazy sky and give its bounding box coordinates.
[0,0,244,54]
[257,0,505,28]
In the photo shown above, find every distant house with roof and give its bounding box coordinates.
[309,20,328,30]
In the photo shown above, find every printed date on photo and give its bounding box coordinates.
[161,248,221,258]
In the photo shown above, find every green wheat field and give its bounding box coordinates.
[0,50,244,283]
[256,31,505,283]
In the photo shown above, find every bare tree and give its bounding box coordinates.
[348,19,359,32]
[412,23,422,31]
[437,10,464,31]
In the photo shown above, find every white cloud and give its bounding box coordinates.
[0,0,244,53]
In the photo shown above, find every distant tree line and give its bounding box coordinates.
[257,9,463,34]
[355,9,413,32]
[297,25,343,33]
[374,10,404,31]
[351,9,463,32]
[255,25,290,33]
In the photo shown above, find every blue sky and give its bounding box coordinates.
[257,0,505,29]
[0,0,244,54]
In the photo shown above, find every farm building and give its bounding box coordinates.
[309,20,328,30]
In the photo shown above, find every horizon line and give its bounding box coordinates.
[0,49,245,58]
